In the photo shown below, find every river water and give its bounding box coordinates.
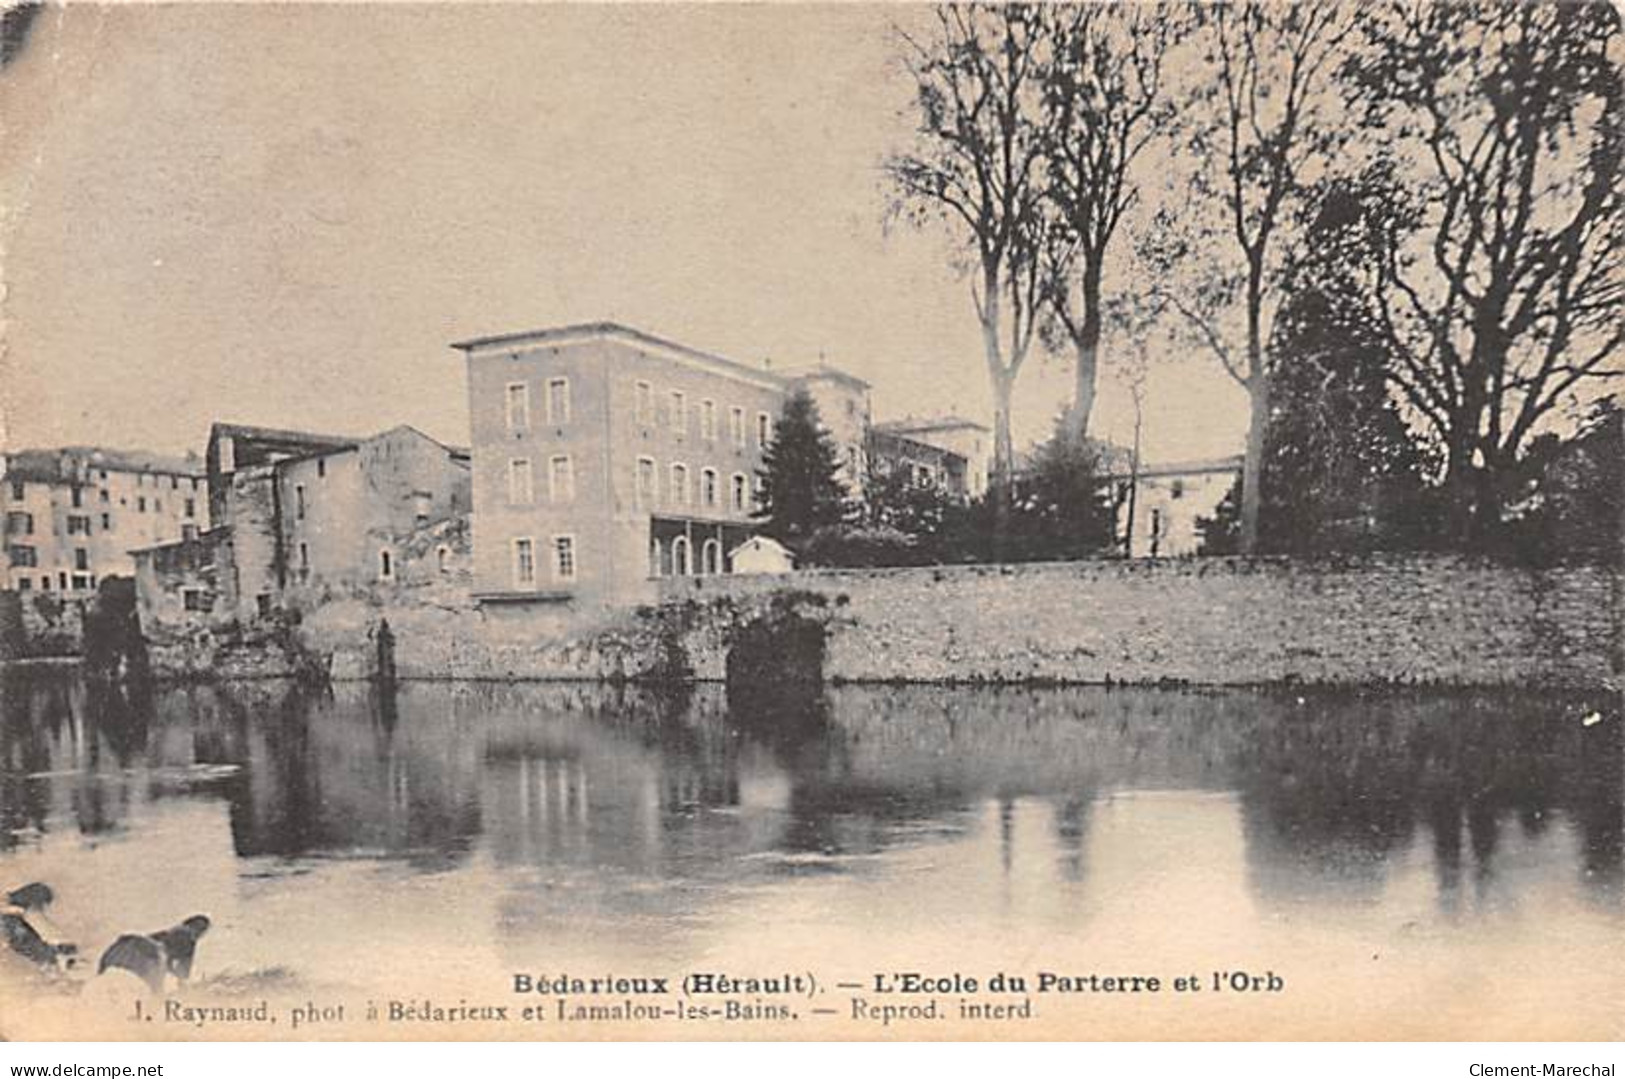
[0,668,1618,1039]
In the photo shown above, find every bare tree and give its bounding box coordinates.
[1345,1,1623,543]
[1156,2,1356,554]
[887,4,1054,544]
[1039,4,1179,443]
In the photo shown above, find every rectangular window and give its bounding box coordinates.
[295,484,306,520]
[170,476,179,490]
[636,457,656,509]
[16,578,29,592]
[670,463,689,505]
[513,537,535,587]
[546,377,571,425]
[669,390,687,434]
[183,589,212,613]
[71,487,83,508]
[99,489,109,503]
[184,498,195,518]
[66,515,91,535]
[137,497,147,512]
[758,412,772,447]
[508,458,534,505]
[298,542,309,575]
[552,535,576,582]
[316,459,326,479]
[101,513,111,530]
[181,523,197,542]
[378,548,394,581]
[701,468,718,508]
[7,481,22,501]
[4,511,31,534]
[731,473,748,513]
[7,545,36,568]
[71,574,92,591]
[701,399,717,441]
[75,549,89,571]
[548,455,575,504]
[635,381,654,425]
[730,407,746,448]
[506,382,530,431]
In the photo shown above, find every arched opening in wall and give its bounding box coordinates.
[701,539,722,576]
[671,536,692,577]
[649,537,664,578]
[436,545,451,574]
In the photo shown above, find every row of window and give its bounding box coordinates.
[501,377,776,449]
[649,535,727,578]
[502,454,759,515]
[293,543,456,583]
[634,382,772,448]
[11,572,94,593]
[512,535,575,587]
[504,378,573,430]
[5,512,196,541]
[6,483,193,517]
[635,459,754,514]
[6,475,201,502]
[507,456,574,505]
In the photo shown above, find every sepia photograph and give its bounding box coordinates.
[0,0,1620,1048]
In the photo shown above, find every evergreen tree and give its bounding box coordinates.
[1008,421,1117,561]
[1198,179,1439,557]
[755,390,849,550]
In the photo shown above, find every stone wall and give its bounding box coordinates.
[656,556,1622,689]
[133,553,1621,690]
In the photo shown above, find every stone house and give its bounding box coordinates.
[2,446,208,595]
[1107,455,1242,558]
[134,422,471,628]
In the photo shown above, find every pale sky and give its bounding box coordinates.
[0,3,1247,465]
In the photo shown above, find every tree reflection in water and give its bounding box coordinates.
[0,667,1617,919]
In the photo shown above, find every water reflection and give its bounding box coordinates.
[0,668,1618,1001]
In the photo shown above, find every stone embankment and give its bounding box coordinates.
[7,555,1617,690]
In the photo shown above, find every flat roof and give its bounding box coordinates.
[449,320,873,395]
[873,414,989,434]
[4,446,206,481]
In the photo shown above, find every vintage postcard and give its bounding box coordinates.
[0,1,1619,1044]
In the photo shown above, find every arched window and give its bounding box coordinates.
[701,538,722,576]
[436,545,451,573]
[649,537,663,578]
[671,536,692,577]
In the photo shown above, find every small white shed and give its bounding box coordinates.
[729,535,796,575]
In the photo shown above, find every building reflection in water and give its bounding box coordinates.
[0,667,1618,945]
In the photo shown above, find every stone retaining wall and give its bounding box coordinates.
[134,555,1621,689]
[657,556,1621,689]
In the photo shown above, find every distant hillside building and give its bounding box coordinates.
[453,321,978,611]
[2,446,207,594]
[1107,455,1242,559]
[871,416,991,499]
[134,422,470,625]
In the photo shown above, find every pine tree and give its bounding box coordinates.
[755,391,849,550]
